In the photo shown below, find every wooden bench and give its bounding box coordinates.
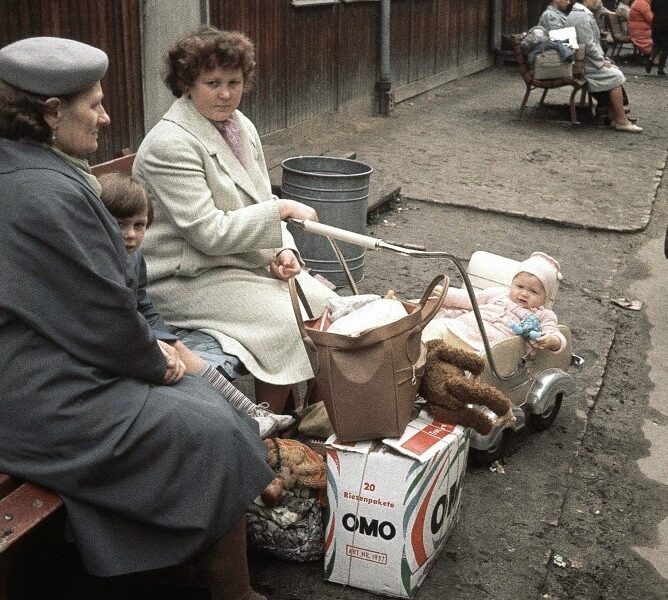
[511,34,592,126]
[0,473,63,600]
[90,148,136,177]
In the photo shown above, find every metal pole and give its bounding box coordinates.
[377,0,394,115]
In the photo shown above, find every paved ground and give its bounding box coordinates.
[10,55,668,600]
[264,61,668,232]
[256,55,668,600]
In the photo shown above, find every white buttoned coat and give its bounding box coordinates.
[133,98,335,384]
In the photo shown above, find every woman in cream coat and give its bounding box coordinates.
[134,27,336,411]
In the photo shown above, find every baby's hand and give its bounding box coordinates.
[532,334,561,352]
[429,284,445,301]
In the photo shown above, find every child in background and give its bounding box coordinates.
[98,173,294,438]
[424,252,567,354]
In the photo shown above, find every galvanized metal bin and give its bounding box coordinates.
[282,156,373,287]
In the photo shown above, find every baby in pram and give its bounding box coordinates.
[423,252,566,354]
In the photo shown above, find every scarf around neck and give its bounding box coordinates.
[42,142,102,197]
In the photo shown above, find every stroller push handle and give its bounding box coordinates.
[289,218,517,381]
[289,219,381,250]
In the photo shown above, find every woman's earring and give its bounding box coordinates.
[51,128,57,143]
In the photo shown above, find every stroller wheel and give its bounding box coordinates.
[469,429,506,468]
[527,393,563,432]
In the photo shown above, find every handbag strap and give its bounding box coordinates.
[413,274,449,333]
[295,276,314,320]
[288,277,320,373]
[326,237,359,295]
[289,272,448,356]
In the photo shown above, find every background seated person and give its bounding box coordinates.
[629,0,655,56]
[616,0,632,36]
[567,0,643,131]
[539,0,571,31]
[133,27,337,414]
[647,0,668,75]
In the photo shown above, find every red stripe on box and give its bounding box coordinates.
[401,422,455,455]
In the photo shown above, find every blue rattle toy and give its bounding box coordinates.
[510,315,542,341]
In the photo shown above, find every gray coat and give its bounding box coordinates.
[538,5,568,31]
[133,98,336,385]
[566,2,626,92]
[0,139,274,576]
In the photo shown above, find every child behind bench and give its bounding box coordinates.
[98,173,294,438]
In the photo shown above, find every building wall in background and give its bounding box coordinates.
[1,0,531,159]
[212,0,496,136]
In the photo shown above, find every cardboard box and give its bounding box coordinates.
[324,413,469,598]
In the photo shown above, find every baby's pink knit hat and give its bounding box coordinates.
[515,252,563,303]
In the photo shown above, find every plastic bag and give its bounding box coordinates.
[326,298,408,336]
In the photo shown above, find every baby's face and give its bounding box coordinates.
[116,209,148,254]
[510,272,546,309]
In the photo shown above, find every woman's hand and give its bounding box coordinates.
[157,339,187,384]
[603,59,613,68]
[270,249,301,280]
[275,199,318,222]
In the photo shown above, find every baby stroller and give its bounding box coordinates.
[289,219,584,465]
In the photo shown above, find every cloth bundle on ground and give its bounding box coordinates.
[247,438,327,562]
[419,340,513,435]
[260,438,326,506]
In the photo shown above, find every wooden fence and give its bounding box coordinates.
[211,0,495,136]
[1,0,535,160]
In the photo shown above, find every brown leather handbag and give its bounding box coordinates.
[288,248,447,442]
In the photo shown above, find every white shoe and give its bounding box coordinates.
[611,121,643,133]
[252,403,296,439]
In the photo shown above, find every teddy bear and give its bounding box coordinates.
[509,314,542,341]
[261,438,327,506]
[419,339,514,435]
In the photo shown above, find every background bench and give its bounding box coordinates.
[511,34,592,126]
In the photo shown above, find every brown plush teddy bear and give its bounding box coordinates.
[419,339,513,435]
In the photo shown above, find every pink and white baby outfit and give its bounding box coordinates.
[423,252,566,353]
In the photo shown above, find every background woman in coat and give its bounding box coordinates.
[133,27,337,413]
[566,0,643,132]
[0,36,274,600]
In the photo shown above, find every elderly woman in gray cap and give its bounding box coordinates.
[0,36,273,600]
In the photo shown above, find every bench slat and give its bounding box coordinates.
[0,483,63,553]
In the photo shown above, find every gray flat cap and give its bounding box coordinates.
[0,36,108,96]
